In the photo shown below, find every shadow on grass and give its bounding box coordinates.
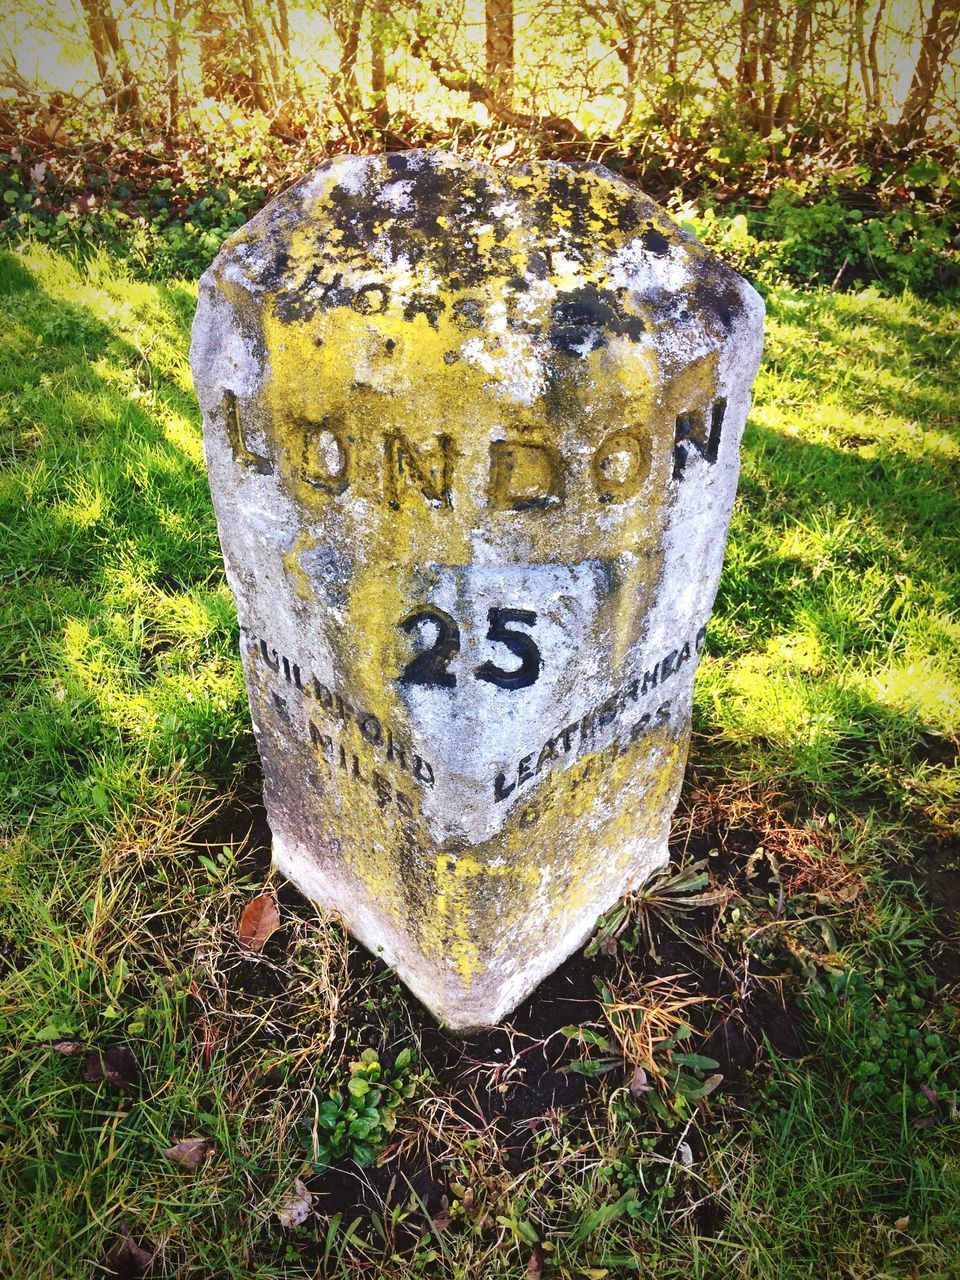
[0,249,251,833]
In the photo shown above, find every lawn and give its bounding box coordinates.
[0,242,958,1278]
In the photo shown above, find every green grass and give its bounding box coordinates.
[0,243,958,1278]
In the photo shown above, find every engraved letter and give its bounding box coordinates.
[295,417,350,495]
[224,389,273,475]
[488,441,564,511]
[591,429,649,503]
[384,433,455,509]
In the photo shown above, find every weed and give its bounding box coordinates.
[304,1047,427,1170]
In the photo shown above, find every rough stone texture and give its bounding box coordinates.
[191,149,764,1030]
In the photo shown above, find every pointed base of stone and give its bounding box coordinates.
[271,830,670,1031]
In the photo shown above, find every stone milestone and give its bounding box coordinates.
[191,150,764,1030]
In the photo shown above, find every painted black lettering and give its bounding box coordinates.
[629,712,652,742]
[260,640,280,673]
[413,756,435,785]
[386,731,407,770]
[536,737,560,773]
[597,695,618,728]
[399,606,460,688]
[494,770,516,802]
[373,772,392,807]
[706,399,726,464]
[675,398,726,479]
[475,607,541,690]
[309,723,333,758]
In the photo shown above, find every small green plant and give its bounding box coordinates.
[803,967,959,1120]
[306,1047,422,1169]
[563,974,722,1126]
[585,860,726,960]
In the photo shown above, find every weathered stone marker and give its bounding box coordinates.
[191,150,763,1029]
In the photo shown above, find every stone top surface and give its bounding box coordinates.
[202,149,754,396]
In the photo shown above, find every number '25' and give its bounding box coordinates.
[399,606,541,690]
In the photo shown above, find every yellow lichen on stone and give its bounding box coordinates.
[282,531,317,602]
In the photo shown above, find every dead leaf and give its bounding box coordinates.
[278,1178,313,1228]
[84,1045,140,1090]
[526,1242,546,1277]
[431,1195,451,1232]
[163,1138,215,1171]
[48,1039,86,1055]
[699,1073,724,1099]
[894,1216,910,1232]
[920,1084,939,1106]
[238,894,281,952]
[106,1224,153,1279]
[629,1065,651,1097]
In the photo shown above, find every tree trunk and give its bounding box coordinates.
[737,0,761,113]
[667,0,683,79]
[485,0,514,104]
[866,0,887,115]
[775,1,812,127]
[80,0,139,116]
[899,0,960,136]
[239,0,272,114]
[759,0,778,134]
[81,0,111,86]
[331,0,364,106]
[370,0,388,120]
[100,2,139,114]
[275,0,291,60]
[164,0,185,138]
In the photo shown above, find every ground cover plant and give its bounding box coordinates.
[0,193,958,1277]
